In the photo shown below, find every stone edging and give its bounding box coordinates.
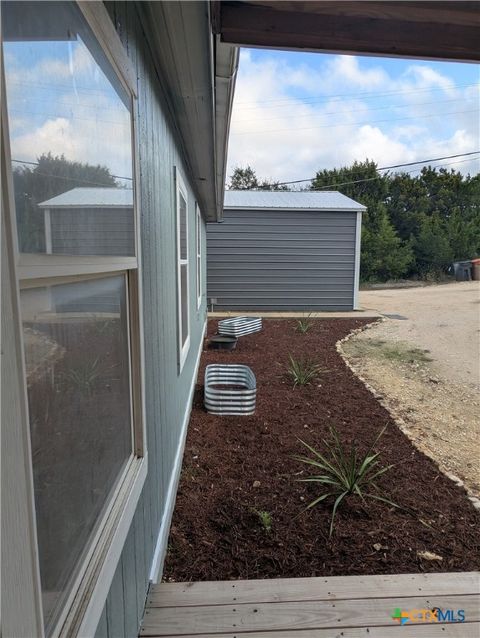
[336,320,480,512]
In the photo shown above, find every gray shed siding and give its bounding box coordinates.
[50,207,135,256]
[94,3,207,637]
[207,208,357,311]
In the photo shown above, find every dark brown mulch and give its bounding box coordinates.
[163,319,480,581]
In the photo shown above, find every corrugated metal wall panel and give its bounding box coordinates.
[94,3,208,637]
[207,209,356,311]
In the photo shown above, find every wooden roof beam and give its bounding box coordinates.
[218,1,480,63]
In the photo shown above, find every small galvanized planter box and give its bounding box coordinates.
[204,364,256,415]
[218,316,262,338]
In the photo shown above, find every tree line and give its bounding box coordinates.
[229,162,480,281]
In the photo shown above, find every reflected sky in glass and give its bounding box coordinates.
[3,6,132,183]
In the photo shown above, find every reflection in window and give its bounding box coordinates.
[21,276,132,632]
[2,1,134,256]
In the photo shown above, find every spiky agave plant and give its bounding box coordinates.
[286,354,322,387]
[296,314,313,334]
[293,425,398,536]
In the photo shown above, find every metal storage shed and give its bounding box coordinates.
[207,190,366,311]
[38,187,134,256]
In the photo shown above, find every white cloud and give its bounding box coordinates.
[227,51,479,184]
[11,107,132,179]
[327,56,389,89]
[401,65,457,95]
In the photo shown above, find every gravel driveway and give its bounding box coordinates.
[360,281,480,389]
[342,281,480,496]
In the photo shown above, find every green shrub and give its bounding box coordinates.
[293,425,398,536]
[286,355,322,387]
[252,509,273,533]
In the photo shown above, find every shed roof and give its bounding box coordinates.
[224,190,366,212]
[38,187,133,209]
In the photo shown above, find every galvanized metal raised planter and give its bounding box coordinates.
[204,364,256,415]
[218,316,262,338]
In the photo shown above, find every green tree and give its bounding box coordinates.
[13,153,117,252]
[361,205,414,281]
[228,165,288,190]
[387,172,429,241]
[311,160,413,281]
[412,214,454,276]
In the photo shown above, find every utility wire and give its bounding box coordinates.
[11,158,133,184]
[234,96,470,124]
[235,82,479,109]
[273,151,480,187]
[309,157,478,191]
[231,108,478,136]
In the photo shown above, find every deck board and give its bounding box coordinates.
[148,571,479,607]
[141,572,479,637]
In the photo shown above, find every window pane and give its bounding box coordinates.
[179,193,187,261]
[2,1,135,256]
[20,275,132,633]
[181,263,189,346]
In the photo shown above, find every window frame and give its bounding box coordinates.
[175,166,190,371]
[195,203,203,310]
[1,3,147,637]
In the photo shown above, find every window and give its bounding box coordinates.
[176,168,190,368]
[2,2,145,636]
[195,203,202,309]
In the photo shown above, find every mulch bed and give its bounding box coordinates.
[163,319,480,581]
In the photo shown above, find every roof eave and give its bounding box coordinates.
[140,2,237,222]
[224,206,366,213]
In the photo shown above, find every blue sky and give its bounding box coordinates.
[227,49,480,184]
[4,37,133,181]
[4,36,479,189]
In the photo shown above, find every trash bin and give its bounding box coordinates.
[453,260,473,281]
[472,258,480,281]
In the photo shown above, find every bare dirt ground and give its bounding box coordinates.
[342,281,480,496]
[361,281,480,388]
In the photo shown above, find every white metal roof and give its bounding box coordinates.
[224,190,366,212]
[38,187,133,209]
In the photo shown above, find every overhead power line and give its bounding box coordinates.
[273,151,480,187]
[234,96,470,124]
[309,157,478,191]
[235,82,479,109]
[231,108,478,136]
[11,158,133,184]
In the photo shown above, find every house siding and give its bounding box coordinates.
[207,208,357,311]
[95,3,207,637]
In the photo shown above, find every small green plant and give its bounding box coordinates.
[293,425,398,536]
[287,354,322,386]
[252,509,273,533]
[296,314,313,334]
[65,357,101,395]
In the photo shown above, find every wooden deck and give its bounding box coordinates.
[141,571,479,637]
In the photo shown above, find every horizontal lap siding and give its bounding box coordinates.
[207,209,356,311]
[51,208,135,256]
[95,3,207,638]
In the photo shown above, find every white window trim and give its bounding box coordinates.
[196,203,202,310]
[1,3,148,637]
[353,210,362,310]
[175,166,190,371]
